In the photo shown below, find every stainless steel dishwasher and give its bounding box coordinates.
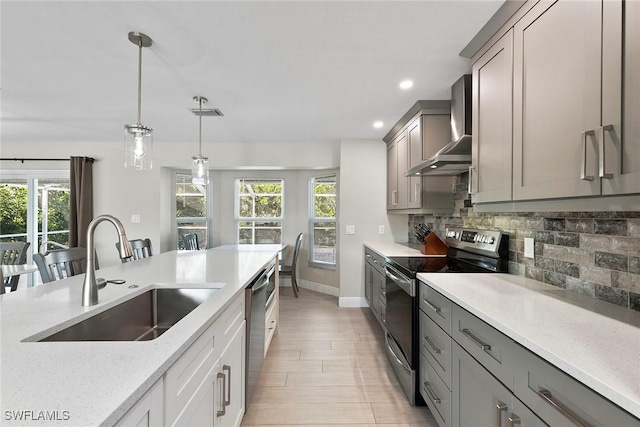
[245,259,276,406]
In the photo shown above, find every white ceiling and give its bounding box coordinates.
[1,1,502,146]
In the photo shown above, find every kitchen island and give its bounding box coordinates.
[0,245,282,426]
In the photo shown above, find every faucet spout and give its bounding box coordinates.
[82,215,133,306]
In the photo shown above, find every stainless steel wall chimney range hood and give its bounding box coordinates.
[405,74,472,176]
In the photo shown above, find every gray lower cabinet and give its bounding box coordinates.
[364,247,385,327]
[418,280,640,427]
[514,344,640,427]
[452,341,546,427]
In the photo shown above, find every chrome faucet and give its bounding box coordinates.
[82,215,133,306]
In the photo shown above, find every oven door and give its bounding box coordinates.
[384,263,416,404]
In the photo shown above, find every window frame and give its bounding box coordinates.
[234,178,284,245]
[173,171,213,250]
[308,174,337,269]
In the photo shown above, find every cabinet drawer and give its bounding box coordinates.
[451,304,513,390]
[420,352,451,427]
[419,282,452,334]
[514,344,640,427]
[364,248,385,275]
[419,309,451,387]
[264,295,278,356]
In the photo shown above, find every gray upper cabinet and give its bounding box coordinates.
[601,0,640,195]
[513,0,603,200]
[387,132,408,210]
[471,28,514,203]
[386,101,453,213]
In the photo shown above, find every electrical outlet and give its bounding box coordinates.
[345,225,356,235]
[131,214,141,224]
[524,237,534,258]
[378,225,385,234]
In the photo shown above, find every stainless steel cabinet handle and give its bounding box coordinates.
[580,130,595,181]
[424,335,441,354]
[508,414,521,427]
[538,389,586,427]
[223,364,231,408]
[468,165,477,194]
[423,381,441,404]
[598,124,614,179]
[496,402,508,427]
[423,298,442,313]
[461,328,492,351]
[216,372,226,417]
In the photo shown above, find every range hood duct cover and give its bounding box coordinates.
[406,74,472,176]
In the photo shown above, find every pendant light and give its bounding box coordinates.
[124,32,153,170]
[191,96,209,185]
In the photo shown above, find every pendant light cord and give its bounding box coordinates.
[136,40,143,125]
[198,97,203,156]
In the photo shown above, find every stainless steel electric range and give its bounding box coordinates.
[383,227,509,405]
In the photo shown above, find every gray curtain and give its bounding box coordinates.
[69,157,94,248]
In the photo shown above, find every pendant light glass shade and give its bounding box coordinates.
[124,124,153,170]
[191,96,209,185]
[124,32,153,170]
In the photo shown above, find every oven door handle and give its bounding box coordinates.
[385,332,411,374]
[385,265,415,297]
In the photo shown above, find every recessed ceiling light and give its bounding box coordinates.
[399,80,413,90]
[373,121,384,128]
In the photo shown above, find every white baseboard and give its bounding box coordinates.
[280,279,340,297]
[338,297,369,308]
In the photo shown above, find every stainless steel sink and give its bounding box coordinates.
[39,288,220,342]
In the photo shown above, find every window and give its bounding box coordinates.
[0,172,70,249]
[309,174,337,267]
[236,179,283,244]
[175,173,211,249]
[0,170,70,285]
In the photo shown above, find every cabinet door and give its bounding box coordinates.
[387,139,399,210]
[408,119,422,209]
[601,0,640,194]
[217,321,246,427]
[171,364,218,427]
[471,29,513,203]
[364,261,372,305]
[396,132,409,209]
[513,0,602,200]
[117,379,164,427]
[452,342,513,427]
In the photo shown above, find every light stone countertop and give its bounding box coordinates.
[0,245,283,427]
[418,272,640,419]
[364,241,445,258]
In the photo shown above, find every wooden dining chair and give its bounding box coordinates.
[33,247,91,283]
[181,233,200,250]
[279,233,303,298]
[117,238,152,263]
[0,241,31,292]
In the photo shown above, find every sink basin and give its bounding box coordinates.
[39,288,220,342]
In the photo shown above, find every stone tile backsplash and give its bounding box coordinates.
[408,172,640,312]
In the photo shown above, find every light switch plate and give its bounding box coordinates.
[524,237,534,258]
[378,225,385,234]
[345,225,356,235]
[131,214,141,224]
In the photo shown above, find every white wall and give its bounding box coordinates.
[0,140,339,269]
[338,139,407,307]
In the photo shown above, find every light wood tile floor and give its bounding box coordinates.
[242,289,438,427]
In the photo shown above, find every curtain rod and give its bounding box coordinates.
[0,157,95,163]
